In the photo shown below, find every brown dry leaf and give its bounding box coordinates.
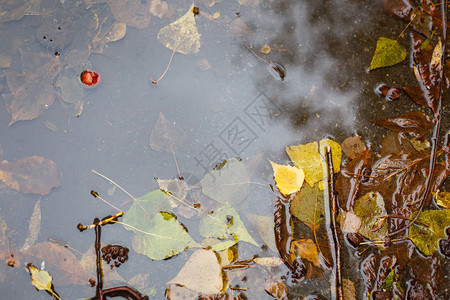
[338,210,361,233]
[150,112,187,152]
[341,136,367,159]
[20,199,41,252]
[229,18,251,38]
[21,242,89,286]
[0,156,60,195]
[0,53,11,68]
[167,249,223,294]
[371,112,433,138]
[157,3,200,54]
[342,278,357,300]
[259,44,271,54]
[107,0,151,29]
[430,40,442,69]
[196,58,211,71]
[264,279,287,299]
[402,86,428,107]
[292,239,320,267]
[3,56,60,125]
[149,0,168,18]
[253,257,283,267]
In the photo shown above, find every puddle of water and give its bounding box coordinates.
[0,0,448,299]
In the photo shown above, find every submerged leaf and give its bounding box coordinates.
[199,158,250,208]
[107,0,151,29]
[291,182,325,229]
[20,199,41,252]
[167,249,222,294]
[371,112,432,138]
[246,213,277,252]
[292,239,320,267]
[409,209,450,256]
[199,203,258,246]
[0,156,60,195]
[150,112,187,152]
[286,139,341,188]
[270,161,304,195]
[157,3,200,54]
[369,37,407,70]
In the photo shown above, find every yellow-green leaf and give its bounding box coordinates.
[157,3,200,54]
[270,161,304,195]
[409,209,450,256]
[27,264,61,300]
[286,139,341,188]
[369,37,407,70]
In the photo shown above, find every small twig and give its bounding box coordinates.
[77,212,124,232]
[222,264,254,269]
[229,286,248,291]
[47,238,83,255]
[325,146,343,300]
[150,46,177,84]
[91,190,122,212]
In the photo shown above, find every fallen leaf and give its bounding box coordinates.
[167,249,223,294]
[286,139,341,188]
[253,257,283,267]
[238,0,260,6]
[157,178,191,208]
[291,182,325,229]
[149,0,168,18]
[270,161,304,195]
[434,191,450,209]
[259,45,271,54]
[80,247,125,284]
[55,72,84,105]
[369,37,407,70]
[246,213,277,252]
[381,0,412,21]
[92,22,127,53]
[20,199,41,252]
[199,158,250,208]
[150,112,187,152]
[124,211,199,260]
[165,284,199,300]
[341,136,367,159]
[338,210,361,233]
[196,58,211,71]
[0,53,11,68]
[26,264,61,300]
[199,203,258,246]
[402,86,428,107]
[0,156,60,195]
[107,0,151,29]
[157,3,200,54]
[430,40,442,69]
[371,112,433,138]
[21,242,89,286]
[409,209,450,256]
[292,239,320,267]
[342,278,357,300]
[264,279,287,299]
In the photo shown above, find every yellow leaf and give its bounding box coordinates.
[292,239,320,267]
[285,139,341,188]
[430,40,442,68]
[27,264,61,300]
[270,161,304,195]
[157,3,200,54]
[259,44,271,54]
[434,191,450,209]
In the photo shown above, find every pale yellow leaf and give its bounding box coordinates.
[259,44,271,54]
[292,239,320,267]
[27,265,61,300]
[253,257,283,267]
[105,23,126,43]
[270,161,304,195]
[430,40,442,68]
[434,191,450,209]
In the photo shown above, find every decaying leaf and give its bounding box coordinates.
[21,242,89,286]
[20,199,41,252]
[150,112,187,152]
[246,213,277,252]
[0,156,60,195]
[264,279,287,299]
[0,53,12,68]
[199,203,258,246]
[167,249,223,294]
[292,239,320,267]
[199,158,250,208]
[409,209,450,256]
[253,257,283,267]
[430,40,442,69]
[55,73,84,105]
[259,44,271,54]
[92,22,127,53]
[341,136,367,159]
[338,210,361,233]
[434,191,450,209]
[149,0,168,18]
[80,246,125,284]
[369,37,407,70]
[291,182,325,229]
[270,161,304,195]
[157,3,201,54]
[342,278,357,300]
[286,139,341,188]
[371,112,432,138]
[157,178,191,208]
[353,192,388,249]
[107,0,151,29]
[165,284,199,300]
[26,264,61,300]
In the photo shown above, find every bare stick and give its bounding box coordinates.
[326,146,343,300]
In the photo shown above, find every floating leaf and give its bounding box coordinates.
[409,209,450,256]
[270,161,304,195]
[157,178,190,208]
[168,249,222,294]
[125,211,199,260]
[341,136,367,159]
[20,199,41,252]
[199,158,250,208]
[369,37,407,70]
[371,112,432,138]
[199,203,258,246]
[150,112,187,152]
[157,3,200,54]
[286,139,341,188]
[292,239,320,267]
[353,191,388,249]
[27,264,61,300]
[0,156,60,195]
[291,182,325,229]
[338,210,361,233]
[430,40,442,69]
[253,257,284,267]
[264,279,287,300]
[434,191,450,209]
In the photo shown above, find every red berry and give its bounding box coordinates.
[80,70,100,87]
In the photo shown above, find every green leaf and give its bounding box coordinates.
[369,37,407,70]
[353,191,388,249]
[409,209,450,256]
[27,264,61,300]
[129,212,199,260]
[199,158,250,208]
[122,190,199,260]
[199,203,258,246]
[291,182,325,229]
[286,139,341,188]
